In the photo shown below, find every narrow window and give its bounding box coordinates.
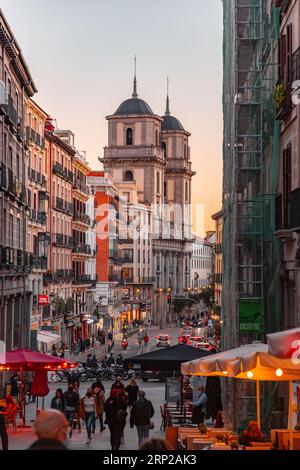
[124,170,133,182]
[161,142,167,159]
[126,128,133,145]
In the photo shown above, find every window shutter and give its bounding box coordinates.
[279,34,287,83]
[287,24,293,82]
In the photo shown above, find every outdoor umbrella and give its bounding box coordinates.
[31,370,50,411]
[124,344,216,412]
[181,341,300,449]
[0,348,77,426]
[267,328,300,359]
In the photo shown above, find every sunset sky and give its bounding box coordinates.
[2,0,223,234]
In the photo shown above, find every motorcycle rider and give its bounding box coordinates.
[116,354,124,366]
[107,353,115,367]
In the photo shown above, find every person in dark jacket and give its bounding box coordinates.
[91,379,105,394]
[130,390,154,447]
[10,373,18,397]
[28,409,68,450]
[51,389,65,414]
[107,353,115,367]
[205,376,223,422]
[63,384,79,438]
[104,389,126,450]
[125,379,139,407]
[191,385,207,425]
[111,376,125,392]
[0,407,8,450]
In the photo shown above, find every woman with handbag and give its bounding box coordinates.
[130,390,154,448]
[79,388,97,444]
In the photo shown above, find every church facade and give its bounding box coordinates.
[101,75,195,326]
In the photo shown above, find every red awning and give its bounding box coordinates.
[0,348,77,371]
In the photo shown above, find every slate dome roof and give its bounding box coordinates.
[114,97,154,116]
[162,114,185,131]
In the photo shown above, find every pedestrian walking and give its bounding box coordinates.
[104,389,126,450]
[111,376,125,392]
[10,373,18,397]
[91,379,105,394]
[92,386,106,432]
[51,389,66,414]
[79,388,97,444]
[130,390,154,447]
[125,379,139,407]
[63,383,80,438]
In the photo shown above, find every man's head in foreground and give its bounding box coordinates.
[33,409,69,444]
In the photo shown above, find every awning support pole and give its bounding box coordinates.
[256,380,261,430]
[289,381,293,450]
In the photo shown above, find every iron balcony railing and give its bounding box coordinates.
[73,243,91,254]
[73,274,91,284]
[73,179,88,194]
[53,162,74,183]
[73,212,91,225]
[53,197,73,216]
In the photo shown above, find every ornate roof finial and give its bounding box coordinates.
[132,55,138,98]
[165,76,170,115]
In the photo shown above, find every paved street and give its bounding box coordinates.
[6,326,181,450]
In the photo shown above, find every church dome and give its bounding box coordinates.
[114,97,154,116]
[161,94,185,132]
[114,71,154,116]
[162,114,185,132]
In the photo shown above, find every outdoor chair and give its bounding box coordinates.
[288,438,300,450]
[5,403,18,432]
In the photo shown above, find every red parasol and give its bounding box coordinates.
[31,370,50,397]
[0,348,77,371]
[0,348,77,426]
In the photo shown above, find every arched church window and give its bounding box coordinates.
[124,170,133,182]
[126,128,133,145]
[161,142,167,159]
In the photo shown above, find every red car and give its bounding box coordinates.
[178,334,191,344]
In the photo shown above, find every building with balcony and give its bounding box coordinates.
[275,0,300,330]
[191,234,214,290]
[0,9,37,352]
[44,119,76,349]
[26,99,49,336]
[87,171,121,333]
[212,210,223,311]
[101,72,194,326]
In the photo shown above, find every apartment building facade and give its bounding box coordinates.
[191,235,213,289]
[275,0,300,330]
[0,9,37,351]
[212,210,223,311]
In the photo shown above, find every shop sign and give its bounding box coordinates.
[239,300,262,333]
[38,295,49,306]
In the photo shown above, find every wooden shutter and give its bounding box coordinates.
[279,34,287,83]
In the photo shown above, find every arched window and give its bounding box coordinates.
[156,172,160,194]
[164,181,167,198]
[126,128,133,145]
[124,170,133,182]
[161,142,167,159]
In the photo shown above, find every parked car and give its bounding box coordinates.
[178,334,191,344]
[141,370,168,382]
[156,334,171,347]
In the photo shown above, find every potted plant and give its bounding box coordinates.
[198,423,207,435]
[230,440,239,450]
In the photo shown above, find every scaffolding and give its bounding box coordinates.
[222,0,283,429]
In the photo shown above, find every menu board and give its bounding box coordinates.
[165,378,181,403]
